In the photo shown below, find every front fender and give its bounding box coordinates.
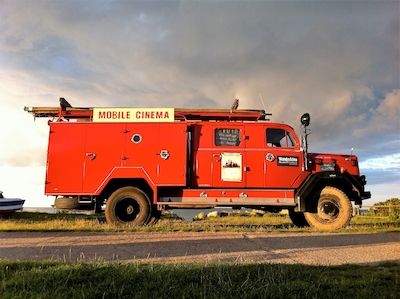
[295,171,370,212]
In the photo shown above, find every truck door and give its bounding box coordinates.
[243,124,266,188]
[211,125,246,188]
[263,125,303,188]
[83,123,125,193]
[46,123,86,194]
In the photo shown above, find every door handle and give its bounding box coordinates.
[86,152,96,160]
[213,154,221,161]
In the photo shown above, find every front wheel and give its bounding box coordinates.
[304,186,352,231]
[105,187,151,225]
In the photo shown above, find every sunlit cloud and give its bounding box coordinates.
[360,153,400,171]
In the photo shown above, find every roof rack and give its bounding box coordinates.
[24,100,271,122]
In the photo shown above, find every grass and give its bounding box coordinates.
[0,261,399,298]
[0,212,399,233]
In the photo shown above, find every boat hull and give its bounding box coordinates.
[0,198,25,213]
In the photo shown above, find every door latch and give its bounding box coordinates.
[159,150,170,160]
[213,154,222,161]
[86,153,96,160]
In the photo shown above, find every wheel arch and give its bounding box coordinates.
[295,172,360,212]
[98,178,155,204]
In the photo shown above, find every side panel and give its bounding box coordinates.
[124,123,187,185]
[45,123,86,194]
[158,188,296,207]
[83,123,125,193]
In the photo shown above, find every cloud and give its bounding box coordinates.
[0,103,48,167]
[354,89,400,136]
[360,153,400,171]
[0,1,398,150]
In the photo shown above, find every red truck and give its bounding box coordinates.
[26,99,370,230]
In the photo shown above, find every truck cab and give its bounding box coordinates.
[191,122,303,189]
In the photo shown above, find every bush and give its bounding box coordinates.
[369,198,400,217]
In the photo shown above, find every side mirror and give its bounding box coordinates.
[300,113,310,127]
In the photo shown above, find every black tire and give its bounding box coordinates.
[105,187,150,225]
[288,209,309,227]
[54,197,79,209]
[304,186,352,231]
[147,207,162,225]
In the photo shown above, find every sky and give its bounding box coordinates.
[0,0,399,207]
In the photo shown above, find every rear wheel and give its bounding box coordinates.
[288,209,309,227]
[304,186,352,231]
[105,187,150,225]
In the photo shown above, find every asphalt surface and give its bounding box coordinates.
[0,231,399,265]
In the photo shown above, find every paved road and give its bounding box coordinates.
[0,231,399,265]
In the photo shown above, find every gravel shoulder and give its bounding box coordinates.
[0,231,399,265]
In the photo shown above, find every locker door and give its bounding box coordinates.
[83,123,124,193]
[46,123,85,194]
[123,123,188,186]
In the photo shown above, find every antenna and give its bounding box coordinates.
[258,93,267,111]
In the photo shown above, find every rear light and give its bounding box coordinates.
[351,158,358,167]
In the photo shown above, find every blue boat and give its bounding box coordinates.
[0,191,25,214]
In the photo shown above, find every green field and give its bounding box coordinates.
[1,261,398,298]
[0,212,399,233]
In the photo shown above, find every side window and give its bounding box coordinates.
[266,128,296,148]
[215,128,241,146]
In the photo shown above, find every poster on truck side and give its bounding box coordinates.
[221,153,242,182]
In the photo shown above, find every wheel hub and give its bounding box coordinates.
[115,198,140,222]
[126,205,134,215]
[318,199,340,221]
